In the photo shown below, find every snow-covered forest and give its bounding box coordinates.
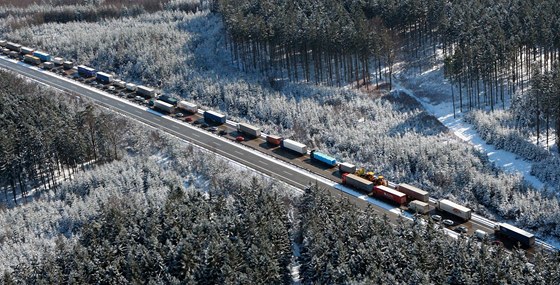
[1,0,560,282]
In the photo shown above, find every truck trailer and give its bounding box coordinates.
[126,83,137,91]
[0,40,6,47]
[158,95,178,106]
[281,139,307,155]
[494,223,535,247]
[43,62,54,69]
[32,51,50,62]
[266,135,282,146]
[342,173,374,193]
[436,199,472,221]
[23,54,41,65]
[96,72,114,84]
[136,85,155,98]
[6,42,21,52]
[397,183,429,202]
[310,150,337,167]
[177,101,198,113]
[237,123,261,138]
[372,185,407,205]
[408,200,430,214]
[20,46,34,55]
[153,100,175,114]
[203,110,227,124]
[52,57,64,65]
[63,61,74,69]
[338,162,356,174]
[78,65,96,78]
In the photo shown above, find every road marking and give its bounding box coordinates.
[258,160,268,165]
[234,150,243,155]
[213,141,221,146]
[191,133,200,138]
[153,118,162,122]
[283,170,292,176]
[171,124,180,129]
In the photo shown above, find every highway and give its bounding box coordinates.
[0,55,556,253]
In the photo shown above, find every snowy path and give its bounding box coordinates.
[393,83,545,190]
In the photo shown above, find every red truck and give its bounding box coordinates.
[372,185,407,205]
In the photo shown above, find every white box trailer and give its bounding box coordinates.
[153,100,175,113]
[113,80,126,88]
[126,83,137,91]
[136,85,155,98]
[408,200,430,214]
[177,101,198,113]
[20,46,34,54]
[436,199,472,221]
[281,139,307,155]
[237,122,261,137]
[338,162,356,174]
[52,57,64,65]
[397,183,429,202]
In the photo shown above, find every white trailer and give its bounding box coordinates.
[126,83,137,91]
[153,100,175,113]
[338,162,356,174]
[113,80,126,88]
[436,199,472,221]
[397,183,429,202]
[237,122,261,137]
[53,57,64,65]
[281,139,307,155]
[177,101,198,113]
[21,46,34,54]
[408,200,430,214]
[137,85,155,98]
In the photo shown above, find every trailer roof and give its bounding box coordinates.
[499,223,534,238]
[398,183,428,195]
[345,174,373,185]
[376,185,406,197]
[439,199,471,213]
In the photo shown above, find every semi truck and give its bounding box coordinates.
[177,101,198,113]
[78,65,96,78]
[338,162,356,174]
[32,51,50,62]
[237,123,261,138]
[126,83,137,91]
[310,150,337,167]
[266,135,282,146]
[408,200,430,214]
[203,110,227,124]
[23,54,41,65]
[63,61,74,69]
[96,72,114,84]
[397,183,429,202]
[53,57,64,65]
[436,199,472,221]
[372,185,407,205]
[21,46,34,55]
[342,173,374,193]
[6,42,21,52]
[281,139,307,155]
[494,223,535,247]
[158,95,178,106]
[0,40,6,47]
[136,85,155,98]
[153,100,175,113]
[43,62,54,69]
[113,80,126,88]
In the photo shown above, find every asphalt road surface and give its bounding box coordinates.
[0,56,555,253]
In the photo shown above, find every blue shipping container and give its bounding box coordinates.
[78,65,96,78]
[311,151,337,166]
[32,51,51,62]
[204,110,226,124]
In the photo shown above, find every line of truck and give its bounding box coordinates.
[0,39,538,249]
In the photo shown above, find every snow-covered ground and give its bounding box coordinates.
[393,61,545,190]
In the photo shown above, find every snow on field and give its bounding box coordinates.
[393,61,545,190]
